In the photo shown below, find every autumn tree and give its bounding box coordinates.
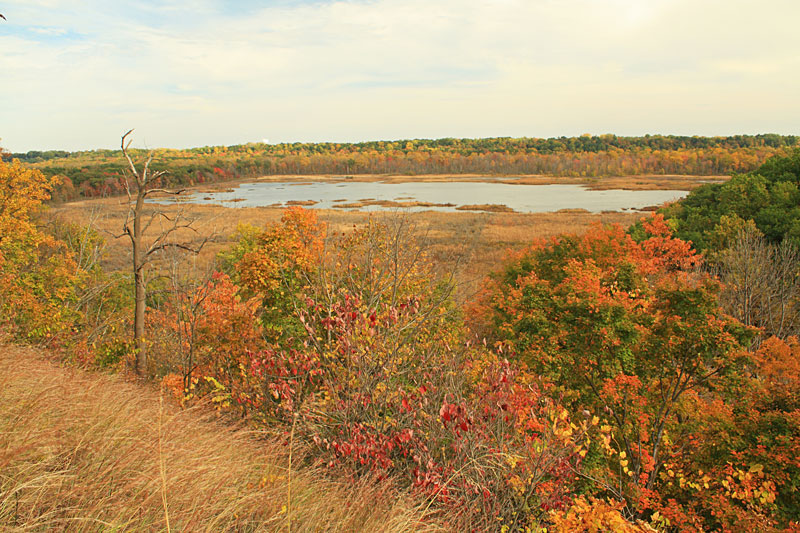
[235,207,325,342]
[473,215,754,519]
[44,215,132,367]
[664,149,800,251]
[642,335,800,531]
[0,157,79,340]
[153,270,261,397]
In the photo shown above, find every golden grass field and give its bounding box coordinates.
[49,197,642,300]
[0,345,443,532]
[47,173,721,301]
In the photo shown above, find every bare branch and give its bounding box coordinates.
[143,188,185,198]
[147,241,206,256]
[146,233,210,260]
[142,152,154,186]
[121,129,135,150]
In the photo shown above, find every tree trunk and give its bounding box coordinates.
[133,190,146,375]
[134,266,146,374]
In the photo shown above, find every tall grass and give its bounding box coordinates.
[0,345,441,532]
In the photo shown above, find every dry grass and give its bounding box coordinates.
[331,200,455,209]
[455,204,514,213]
[49,197,641,269]
[46,196,644,303]
[0,345,442,532]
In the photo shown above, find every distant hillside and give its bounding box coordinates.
[10,134,799,201]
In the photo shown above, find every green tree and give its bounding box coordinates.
[664,149,800,251]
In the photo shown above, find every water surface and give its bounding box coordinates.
[157,181,687,213]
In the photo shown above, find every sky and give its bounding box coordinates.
[1,0,799,152]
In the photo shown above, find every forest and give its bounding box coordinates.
[10,134,799,201]
[2,144,800,532]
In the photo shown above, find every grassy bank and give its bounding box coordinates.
[0,345,440,532]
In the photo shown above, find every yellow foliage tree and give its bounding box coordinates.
[0,158,78,340]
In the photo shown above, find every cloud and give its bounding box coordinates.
[1,0,798,151]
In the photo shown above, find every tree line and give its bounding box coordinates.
[8,134,798,201]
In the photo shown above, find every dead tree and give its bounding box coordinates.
[717,225,800,344]
[119,129,206,375]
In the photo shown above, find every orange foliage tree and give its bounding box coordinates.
[472,214,757,526]
[661,335,800,530]
[236,207,326,341]
[151,272,262,398]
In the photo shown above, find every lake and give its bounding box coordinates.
[157,180,688,213]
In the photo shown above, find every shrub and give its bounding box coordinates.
[190,212,595,529]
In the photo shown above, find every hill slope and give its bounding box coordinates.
[0,345,438,532]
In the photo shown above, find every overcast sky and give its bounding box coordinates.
[1,0,798,152]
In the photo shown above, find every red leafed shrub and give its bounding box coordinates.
[194,213,593,529]
[240,291,590,529]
